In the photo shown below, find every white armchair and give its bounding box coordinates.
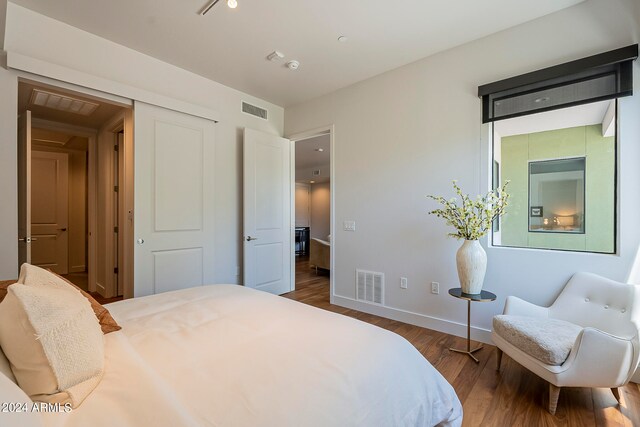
[492,272,640,415]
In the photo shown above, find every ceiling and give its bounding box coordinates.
[494,100,614,137]
[31,128,88,151]
[18,81,126,128]
[295,134,330,183]
[10,0,584,107]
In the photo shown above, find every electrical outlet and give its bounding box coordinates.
[400,277,408,289]
[431,282,439,294]
[343,221,356,231]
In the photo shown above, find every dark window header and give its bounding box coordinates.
[479,45,638,123]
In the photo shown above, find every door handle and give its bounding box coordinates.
[246,236,258,241]
[18,237,37,243]
[57,228,67,232]
[137,238,145,244]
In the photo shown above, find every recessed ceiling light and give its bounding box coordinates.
[338,36,348,43]
[227,0,238,8]
[315,148,324,152]
[310,180,315,184]
[286,60,300,71]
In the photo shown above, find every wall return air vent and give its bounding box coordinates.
[242,101,268,120]
[356,269,384,305]
[30,89,99,116]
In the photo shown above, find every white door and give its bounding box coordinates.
[243,128,292,295]
[134,101,216,297]
[17,111,32,268]
[31,151,69,274]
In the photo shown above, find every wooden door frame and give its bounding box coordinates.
[286,125,335,302]
[98,111,134,299]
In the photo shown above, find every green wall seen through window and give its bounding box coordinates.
[499,124,615,253]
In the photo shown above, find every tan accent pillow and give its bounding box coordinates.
[0,269,104,408]
[48,272,122,334]
[0,280,15,303]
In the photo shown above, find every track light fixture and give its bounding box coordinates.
[200,0,237,16]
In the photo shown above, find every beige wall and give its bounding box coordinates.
[295,183,310,227]
[310,182,330,240]
[285,0,640,340]
[67,142,87,273]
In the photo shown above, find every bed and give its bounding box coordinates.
[15,284,462,427]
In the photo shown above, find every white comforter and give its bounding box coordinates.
[42,285,462,427]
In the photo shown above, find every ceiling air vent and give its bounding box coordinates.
[312,170,321,176]
[356,269,384,305]
[242,101,268,120]
[30,89,99,116]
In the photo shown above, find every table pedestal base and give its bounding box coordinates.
[449,344,483,363]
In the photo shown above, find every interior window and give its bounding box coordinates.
[492,100,616,253]
[528,157,585,234]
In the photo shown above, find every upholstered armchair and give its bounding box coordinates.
[309,238,330,273]
[492,272,640,415]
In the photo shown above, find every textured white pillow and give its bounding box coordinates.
[0,264,104,408]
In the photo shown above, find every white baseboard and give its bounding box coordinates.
[96,282,106,293]
[70,265,86,273]
[333,295,493,344]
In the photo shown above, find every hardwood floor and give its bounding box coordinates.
[284,256,640,426]
[61,272,123,305]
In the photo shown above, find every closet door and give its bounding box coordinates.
[134,102,215,297]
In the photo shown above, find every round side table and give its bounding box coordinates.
[448,288,496,363]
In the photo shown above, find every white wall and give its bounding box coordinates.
[0,0,6,50]
[0,66,17,279]
[0,3,284,282]
[285,0,640,341]
[310,182,330,240]
[295,183,311,227]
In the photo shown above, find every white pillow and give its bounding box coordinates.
[0,264,104,408]
[0,371,44,427]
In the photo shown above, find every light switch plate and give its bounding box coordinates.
[431,282,439,294]
[343,221,356,231]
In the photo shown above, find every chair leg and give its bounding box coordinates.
[496,348,503,371]
[548,383,561,415]
[611,387,621,403]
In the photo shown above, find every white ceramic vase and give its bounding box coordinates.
[455,240,487,294]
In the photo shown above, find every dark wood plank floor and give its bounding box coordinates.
[61,272,123,305]
[283,256,640,426]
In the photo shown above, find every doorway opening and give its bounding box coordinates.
[17,79,134,303]
[290,128,333,299]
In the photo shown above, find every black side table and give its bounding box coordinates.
[448,288,497,363]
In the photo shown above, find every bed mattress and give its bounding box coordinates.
[40,284,462,427]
